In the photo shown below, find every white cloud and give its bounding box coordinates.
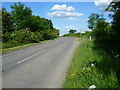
[48,11,83,18]
[51,4,75,12]
[48,4,83,21]
[67,6,75,12]
[94,0,112,10]
[51,4,67,11]
[65,26,74,29]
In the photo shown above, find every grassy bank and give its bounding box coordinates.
[62,36,119,88]
[1,38,58,54]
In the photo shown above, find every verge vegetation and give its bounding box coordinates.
[63,36,119,88]
[63,33,84,38]
[1,38,58,54]
[63,1,120,88]
[1,2,59,51]
[62,29,91,38]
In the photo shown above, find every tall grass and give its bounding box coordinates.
[62,36,119,88]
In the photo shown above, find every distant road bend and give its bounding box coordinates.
[2,37,79,88]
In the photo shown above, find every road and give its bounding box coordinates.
[2,37,79,88]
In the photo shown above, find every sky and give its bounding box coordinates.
[2,0,112,35]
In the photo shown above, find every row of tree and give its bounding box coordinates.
[2,2,59,48]
[62,29,88,37]
[88,1,120,53]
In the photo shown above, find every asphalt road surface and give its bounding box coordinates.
[2,37,79,88]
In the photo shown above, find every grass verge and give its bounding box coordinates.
[1,38,58,54]
[62,36,119,88]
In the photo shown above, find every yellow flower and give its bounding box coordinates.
[81,70,84,72]
[81,69,85,72]
[70,73,76,78]
[86,67,91,72]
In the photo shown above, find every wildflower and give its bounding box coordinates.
[115,55,119,58]
[88,85,96,90]
[81,67,85,72]
[70,73,76,78]
[86,67,91,72]
[91,63,95,67]
[81,70,84,72]
[83,67,85,70]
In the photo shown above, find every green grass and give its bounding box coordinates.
[1,38,59,54]
[62,36,119,88]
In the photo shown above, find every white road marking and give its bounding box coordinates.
[17,50,45,64]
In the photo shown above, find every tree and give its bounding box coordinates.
[2,8,14,33]
[88,13,105,30]
[106,1,120,51]
[2,2,59,48]
[92,21,112,47]
[11,2,32,30]
[87,12,114,50]
[105,2,120,85]
[69,29,77,33]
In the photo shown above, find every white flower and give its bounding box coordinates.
[91,63,95,67]
[88,85,96,90]
[115,55,119,58]
[83,67,85,70]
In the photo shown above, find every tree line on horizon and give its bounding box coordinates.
[1,2,59,48]
[62,29,91,37]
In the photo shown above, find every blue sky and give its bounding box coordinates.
[2,1,112,35]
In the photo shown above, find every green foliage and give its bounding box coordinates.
[2,8,14,33]
[40,28,59,40]
[89,2,120,52]
[2,2,59,48]
[11,2,32,30]
[106,2,120,85]
[85,31,92,37]
[3,29,43,48]
[87,2,120,87]
[92,21,113,48]
[63,36,119,88]
[88,13,105,30]
[62,31,91,38]
[29,16,54,32]
[108,2,120,52]
[88,13,114,50]
[2,32,12,42]
[63,33,81,38]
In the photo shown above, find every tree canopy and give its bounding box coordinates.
[88,13,105,30]
[2,2,59,48]
[69,29,77,33]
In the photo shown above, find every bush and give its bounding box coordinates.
[92,21,113,50]
[31,32,43,43]
[63,33,81,37]
[2,29,44,48]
